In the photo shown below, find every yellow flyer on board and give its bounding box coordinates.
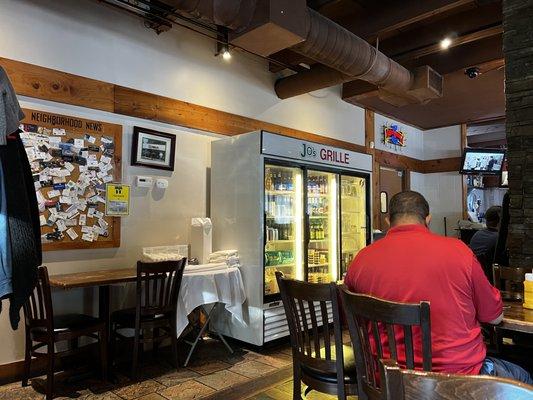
[105,184,130,216]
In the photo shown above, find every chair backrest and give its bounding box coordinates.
[23,266,54,333]
[275,272,346,380]
[135,258,187,320]
[340,285,431,400]
[475,253,494,284]
[493,265,529,291]
[379,359,533,400]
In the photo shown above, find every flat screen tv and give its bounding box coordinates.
[460,148,506,175]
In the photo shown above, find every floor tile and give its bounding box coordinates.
[194,369,249,390]
[153,369,200,387]
[187,360,232,375]
[0,383,44,400]
[228,360,278,379]
[254,353,292,368]
[135,394,167,400]
[158,380,215,400]
[112,379,164,400]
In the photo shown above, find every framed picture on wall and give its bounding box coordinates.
[131,127,176,171]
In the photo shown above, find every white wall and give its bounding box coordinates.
[0,97,216,364]
[374,113,425,159]
[410,171,463,237]
[0,0,365,146]
[424,125,462,159]
[0,0,466,366]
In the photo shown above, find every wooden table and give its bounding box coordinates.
[49,267,137,329]
[49,268,137,377]
[501,301,533,334]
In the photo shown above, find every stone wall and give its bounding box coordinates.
[504,0,533,266]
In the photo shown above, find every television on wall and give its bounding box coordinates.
[460,148,506,175]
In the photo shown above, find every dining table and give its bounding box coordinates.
[501,301,533,334]
[48,265,246,371]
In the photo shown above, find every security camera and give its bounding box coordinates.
[465,67,480,79]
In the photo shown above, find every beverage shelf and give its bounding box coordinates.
[266,240,295,243]
[265,264,295,269]
[308,193,329,198]
[309,215,328,219]
[309,263,329,268]
[266,215,294,219]
[309,239,328,243]
[265,190,294,195]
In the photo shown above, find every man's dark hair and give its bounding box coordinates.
[389,191,430,225]
[485,206,502,229]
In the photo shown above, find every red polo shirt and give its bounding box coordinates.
[345,224,502,375]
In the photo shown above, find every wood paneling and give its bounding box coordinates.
[365,110,380,230]
[0,58,365,154]
[461,123,468,219]
[421,157,462,173]
[375,149,424,172]
[0,58,114,112]
[1,58,462,180]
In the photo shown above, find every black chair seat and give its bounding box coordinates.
[302,345,357,383]
[32,314,103,334]
[111,307,167,327]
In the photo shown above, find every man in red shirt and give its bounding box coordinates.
[345,191,532,383]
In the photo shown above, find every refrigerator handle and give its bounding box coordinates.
[264,212,267,245]
[305,212,311,244]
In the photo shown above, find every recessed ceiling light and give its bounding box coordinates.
[440,37,452,50]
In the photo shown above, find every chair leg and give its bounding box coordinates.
[131,328,140,380]
[293,362,302,400]
[100,328,108,382]
[46,342,55,400]
[22,334,31,387]
[171,331,179,370]
[153,328,160,358]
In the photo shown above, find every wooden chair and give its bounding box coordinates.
[339,286,432,400]
[493,265,529,299]
[111,258,187,379]
[275,272,357,400]
[379,359,533,400]
[22,266,107,400]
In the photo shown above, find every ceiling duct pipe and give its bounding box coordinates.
[161,0,442,106]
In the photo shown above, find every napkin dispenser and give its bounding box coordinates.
[190,217,212,264]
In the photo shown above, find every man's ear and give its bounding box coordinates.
[385,216,391,228]
[425,214,432,227]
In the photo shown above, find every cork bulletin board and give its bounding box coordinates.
[20,109,122,251]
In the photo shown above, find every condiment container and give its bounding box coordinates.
[524,273,533,310]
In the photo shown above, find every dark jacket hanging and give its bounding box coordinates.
[0,66,42,329]
[0,132,42,329]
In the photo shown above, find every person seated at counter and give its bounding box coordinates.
[469,205,501,263]
[344,191,532,384]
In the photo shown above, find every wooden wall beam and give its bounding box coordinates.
[1,57,462,174]
[365,110,380,230]
[461,123,468,219]
[0,57,367,155]
[0,58,114,112]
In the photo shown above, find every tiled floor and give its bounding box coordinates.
[246,379,358,400]
[0,338,293,400]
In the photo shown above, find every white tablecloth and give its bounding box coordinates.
[176,265,246,337]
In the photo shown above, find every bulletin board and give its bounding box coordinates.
[20,109,122,251]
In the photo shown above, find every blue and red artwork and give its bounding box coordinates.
[383,125,406,147]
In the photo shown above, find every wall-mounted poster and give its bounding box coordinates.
[131,126,176,171]
[105,183,130,216]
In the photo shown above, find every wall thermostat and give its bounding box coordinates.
[136,176,153,188]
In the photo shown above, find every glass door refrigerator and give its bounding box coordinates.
[211,131,372,346]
